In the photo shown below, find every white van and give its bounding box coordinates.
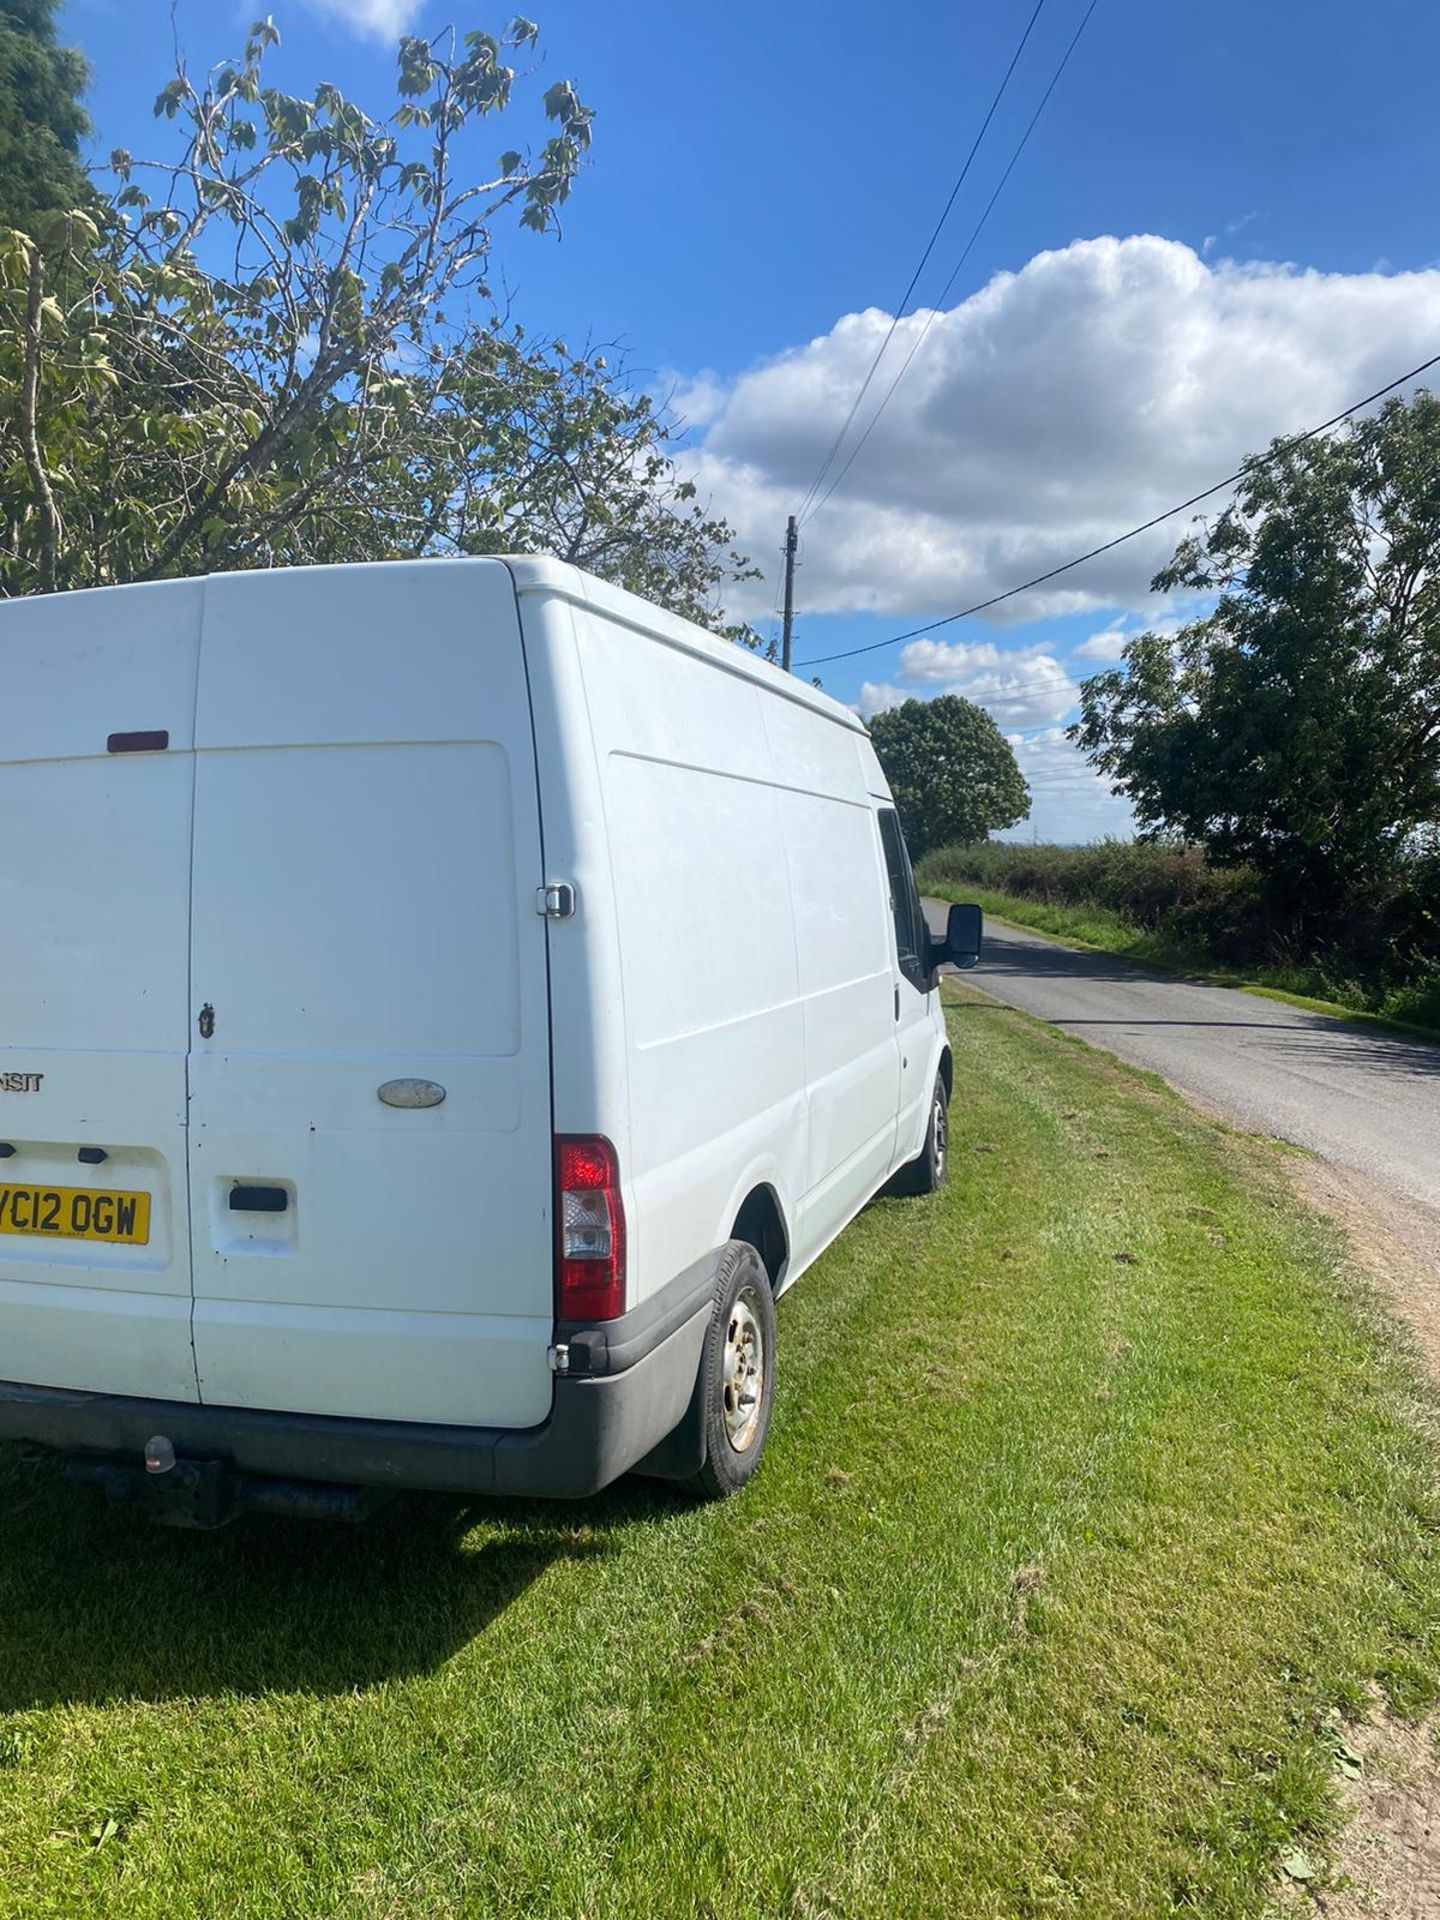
[0,558,980,1523]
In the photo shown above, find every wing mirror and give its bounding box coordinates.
[932,902,983,973]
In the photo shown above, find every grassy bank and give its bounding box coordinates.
[928,879,1440,1042]
[935,881,1223,974]
[0,991,1437,1917]
[918,839,1440,1032]
[918,838,1440,1038]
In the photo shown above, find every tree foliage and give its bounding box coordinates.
[0,15,755,628]
[867,694,1030,857]
[366,327,758,621]
[0,0,92,233]
[1071,393,1440,922]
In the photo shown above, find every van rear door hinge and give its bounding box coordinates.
[535,882,577,921]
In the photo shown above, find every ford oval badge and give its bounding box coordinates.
[377,1078,447,1110]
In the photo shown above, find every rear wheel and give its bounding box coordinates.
[889,1071,949,1196]
[685,1240,776,1500]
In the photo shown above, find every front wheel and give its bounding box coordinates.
[685,1240,777,1500]
[889,1072,949,1196]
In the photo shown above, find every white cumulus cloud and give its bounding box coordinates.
[855,639,1077,731]
[1073,611,1192,664]
[295,0,423,43]
[894,636,1052,683]
[684,235,1440,625]
[853,639,1129,842]
[1073,624,1131,661]
[855,682,911,720]
[999,729,1135,844]
[659,369,729,432]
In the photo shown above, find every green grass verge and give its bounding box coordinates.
[932,882,1440,1045]
[0,993,1437,1918]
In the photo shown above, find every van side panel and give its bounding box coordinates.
[546,580,908,1308]
[774,787,898,1250]
[604,752,804,1282]
[0,583,202,1401]
[760,693,900,1262]
[565,608,808,1306]
[186,564,554,1428]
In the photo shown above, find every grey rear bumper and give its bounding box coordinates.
[0,1261,718,1501]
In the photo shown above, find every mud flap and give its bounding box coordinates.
[629,1349,708,1483]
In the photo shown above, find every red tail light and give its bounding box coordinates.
[555,1135,626,1321]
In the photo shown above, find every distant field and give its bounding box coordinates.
[0,988,1435,1918]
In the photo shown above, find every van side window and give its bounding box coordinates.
[877,809,929,989]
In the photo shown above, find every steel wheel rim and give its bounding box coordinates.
[933,1091,948,1178]
[722,1286,766,1452]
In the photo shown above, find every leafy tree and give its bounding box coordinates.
[867,694,1030,857]
[0,16,755,628]
[344,325,758,623]
[0,0,92,232]
[1071,393,1440,926]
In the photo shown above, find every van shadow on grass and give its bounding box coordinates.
[0,1445,667,1711]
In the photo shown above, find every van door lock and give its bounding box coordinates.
[536,883,577,921]
[197,1003,216,1039]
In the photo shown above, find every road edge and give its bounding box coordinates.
[925,891,1440,1052]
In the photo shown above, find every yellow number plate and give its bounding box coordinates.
[0,1185,151,1245]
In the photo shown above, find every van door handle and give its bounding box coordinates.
[894,986,900,1021]
[229,1185,289,1213]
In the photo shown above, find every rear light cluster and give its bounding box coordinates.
[555,1136,626,1322]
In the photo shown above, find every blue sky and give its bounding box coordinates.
[64,0,1440,837]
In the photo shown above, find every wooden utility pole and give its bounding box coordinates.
[780,515,798,673]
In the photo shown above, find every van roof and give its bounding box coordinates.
[0,557,868,742]
[501,555,868,738]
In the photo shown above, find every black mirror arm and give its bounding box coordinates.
[928,936,981,974]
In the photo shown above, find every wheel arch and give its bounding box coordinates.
[729,1183,790,1292]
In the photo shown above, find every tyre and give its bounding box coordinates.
[685,1240,777,1500]
[888,1071,950,1197]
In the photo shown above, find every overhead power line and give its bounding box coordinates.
[791,0,1048,527]
[795,348,1440,669]
[800,0,1100,530]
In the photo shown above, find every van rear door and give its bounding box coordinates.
[0,583,203,1403]
[187,563,555,1429]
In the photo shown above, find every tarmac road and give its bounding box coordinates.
[927,905,1440,1219]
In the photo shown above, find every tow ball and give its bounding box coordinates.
[62,1435,385,1529]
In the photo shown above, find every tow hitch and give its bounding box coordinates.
[62,1435,386,1529]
